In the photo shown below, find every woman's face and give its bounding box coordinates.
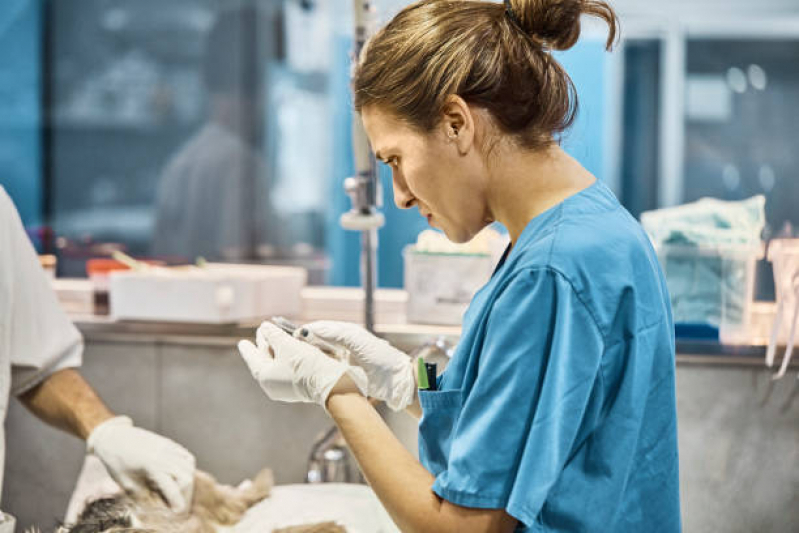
[361,105,490,243]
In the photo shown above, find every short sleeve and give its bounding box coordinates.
[432,268,605,527]
[0,188,83,395]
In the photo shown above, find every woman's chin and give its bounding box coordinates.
[441,227,473,244]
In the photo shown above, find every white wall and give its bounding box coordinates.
[376,1,799,36]
[614,0,799,18]
[380,0,799,17]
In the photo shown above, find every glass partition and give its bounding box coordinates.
[683,38,799,237]
[9,3,795,289]
[45,0,290,276]
[619,38,662,219]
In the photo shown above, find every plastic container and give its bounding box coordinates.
[768,239,799,331]
[86,259,134,315]
[403,246,494,326]
[655,243,762,344]
[52,278,95,315]
[38,254,57,279]
[747,301,779,346]
[300,286,407,324]
[765,239,799,377]
[86,258,163,315]
[109,263,306,323]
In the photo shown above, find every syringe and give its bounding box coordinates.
[271,316,350,363]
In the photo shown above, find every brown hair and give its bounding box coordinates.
[353,0,619,150]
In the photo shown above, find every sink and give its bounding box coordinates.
[234,483,399,533]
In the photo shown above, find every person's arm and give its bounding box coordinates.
[17,368,114,440]
[1,187,195,511]
[239,324,517,533]
[20,367,196,512]
[327,392,518,533]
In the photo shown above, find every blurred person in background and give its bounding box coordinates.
[152,6,274,262]
[0,187,195,522]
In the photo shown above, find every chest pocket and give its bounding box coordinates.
[417,389,464,477]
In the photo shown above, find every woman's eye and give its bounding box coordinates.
[388,157,399,168]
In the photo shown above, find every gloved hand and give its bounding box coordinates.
[302,321,415,411]
[87,416,195,513]
[238,322,368,410]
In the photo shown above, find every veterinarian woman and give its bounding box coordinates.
[0,187,196,524]
[238,1,681,531]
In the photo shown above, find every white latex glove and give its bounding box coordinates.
[87,416,195,513]
[302,321,415,411]
[238,322,368,410]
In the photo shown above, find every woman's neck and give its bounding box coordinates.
[486,144,596,244]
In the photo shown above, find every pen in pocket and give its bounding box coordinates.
[417,357,438,391]
[425,362,438,391]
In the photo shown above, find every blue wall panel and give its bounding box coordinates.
[555,38,611,185]
[326,36,427,288]
[0,0,42,228]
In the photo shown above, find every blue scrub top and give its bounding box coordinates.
[417,180,681,532]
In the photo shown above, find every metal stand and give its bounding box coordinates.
[340,0,384,332]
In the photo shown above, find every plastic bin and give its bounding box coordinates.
[767,239,799,346]
[403,246,494,325]
[655,243,762,344]
[109,263,306,323]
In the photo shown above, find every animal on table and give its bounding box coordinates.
[27,468,338,533]
[60,468,272,532]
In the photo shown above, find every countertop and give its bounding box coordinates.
[70,314,795,368]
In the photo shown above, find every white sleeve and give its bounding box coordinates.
[0,187,83,396]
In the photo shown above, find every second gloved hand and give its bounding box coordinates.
[301,321,415,411]
[87,416,196,514]
[238,322,368,409]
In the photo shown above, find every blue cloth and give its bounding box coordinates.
[417,181,681,532]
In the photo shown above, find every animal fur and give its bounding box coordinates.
[55,468,273,533]
[27,468,349,533]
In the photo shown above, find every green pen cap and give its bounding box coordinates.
[417,357,430,390]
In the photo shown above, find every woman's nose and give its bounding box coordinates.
[392,174,415,210]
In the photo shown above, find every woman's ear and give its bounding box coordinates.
[441,95,475,155]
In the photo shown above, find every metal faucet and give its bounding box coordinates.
[306,425,361,484]
[340,0,384,333]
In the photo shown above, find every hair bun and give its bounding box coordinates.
[509,0,617,51]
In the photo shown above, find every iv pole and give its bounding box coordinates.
[340,0,385,333]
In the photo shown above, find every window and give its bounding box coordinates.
[683,38,799,237]
[45,0,291,276]
[620,38,662,218]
